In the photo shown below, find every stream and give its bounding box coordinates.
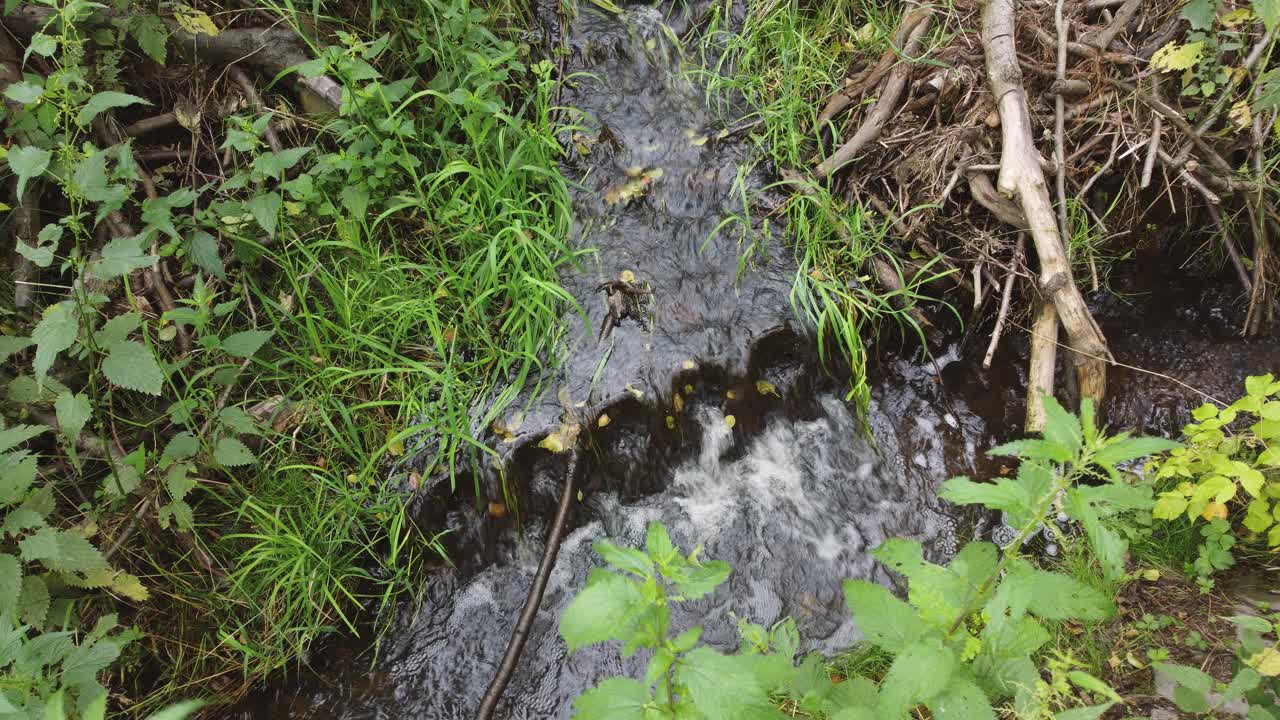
[227,1,1279,717]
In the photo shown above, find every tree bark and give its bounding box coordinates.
[981,0,1110,407]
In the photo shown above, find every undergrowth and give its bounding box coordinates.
[1,0,581,713]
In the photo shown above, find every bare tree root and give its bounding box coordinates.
[815,9,934,180]
[982,0,1111,409]
[1025,300,1059,432]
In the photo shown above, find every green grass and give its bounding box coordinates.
[691,0,940,407]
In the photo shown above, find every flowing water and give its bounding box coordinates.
[228,1,1280,717]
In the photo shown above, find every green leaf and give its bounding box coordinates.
[16,240,53,267]
[1224,667,1261,699]
[1256,0,1280,33]
[54,391,91,450]
[1151,41,1205,71]
[26,32,56,58]
[220,329,273,358]
[1247,374,1276,398]
[0,424,51,453]
[252,147,312,176]
[571,677,650,720]
[672,559,731,600]
[0,336,33,364]
[1065,489,1127,582]
[163,432,199,461]
[213,437,256,466]
[676,647,773,720]
[645,521,676,564]
[1055,703,1115,720]
[76,91,152,126]
[988,439,1071,463]
[1173,684,1211,713]
[929,676,996,720]
[1094,437,1181,467]
[128,14,169,64]
[843,579,922,652]
[18,527,109,574]
[94,312,141,348]
[185,231,225,279]
[88,234,156,279]
[4,81,43,104]
[0,553,19,617]
[43,691,65,720]
[559,568,646,652]
[103,341,165,395]
[878,641,956,714]
[1041,396,1082,455]
[982,615,1050,658]
[1067,671,1120,702]
[62,636,124,687]
[1156,662,1214,695]
[18,574,49,627]
[0,453,39,505]
[32,300,79,383]
[7,145,50,198]
[594,539,652,577]
[1181,0,1217,30]
[1021,567,1114,621]
[245,193,281,237]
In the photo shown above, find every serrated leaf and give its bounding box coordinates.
[645,521,676,564]
[185,230,225,279]
[129,14,168,64]
[1019,566,1114,621]
[676,647,773,720]
[62,636,124,687]
[213,436,256,466]
[878,640,956,714]
[26,32,56,59]
[245,193,281,237]
[252,147,312,177]
[559,568,646,652]
[1041,396,1082,455]
[94,312,141,348]
[18,574,49,627]
[1152,41,1205,71]
[1094,437,1181,467]
[76,91,151,126]
[18,527,109,574]
[0,424,51,454]
[163,432,199,461]
[571,677,649,719]
[929,676,996,720]
[4,81,43,104]
[672,559,731,600]
[111,572,149,601]
[142,700,206,720]
[32,301,79,383]
[174,9,219,35]
[1055,703,1115,720]
[7,145,51,198]
[1181,0,1217,30]
[54,391,91,451]
[988,439,1071,463]
[0,336,33,364]
[220,329,272,358]
[0,554,19,617]
[0,453,39,505]
[593,540,652,577]
[843,579,922,652]
[89,234,156,279]
[103,341,165,395]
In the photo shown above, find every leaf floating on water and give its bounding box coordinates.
[488,501,507,518]
[726,390,737,400]
[604,168,663,206]
[620,269,636,283]
[683,384,693,395]
[626,384,645,400]
[598,414,611,428]
[672,394,684,414]
[666,416,675,429]
[724,415,736,430]
[539,423,581,453]
[756,380,779,397]
[576,489,584,501]
[682,360,696,371]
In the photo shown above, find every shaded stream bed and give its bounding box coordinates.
[224,1,1280,717]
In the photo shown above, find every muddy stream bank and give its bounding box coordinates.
[226,2,1279,717]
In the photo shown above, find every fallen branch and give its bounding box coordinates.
[1082,0,1139,50]
[984,233,1025,368]
[1140,114,1162,189]
[124,111,179,138]
[1025,300,1059,432]
[815,9,931,132]
[6,5,343,111]
[983,0,1111,408]
[475,449,582,720]
[229,66,284,155]
[815,9,934,180]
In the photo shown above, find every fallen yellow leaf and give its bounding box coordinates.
[598,414,611,428]
[756,380,779,397]
[725,415,736,429]
[1250,647,1280,676]
[1202,501,1228,521]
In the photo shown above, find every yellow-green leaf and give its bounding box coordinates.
[1151,41,1204,72]
[174,9,219,35]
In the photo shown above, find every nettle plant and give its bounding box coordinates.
[1156,612,1280,718]
[560,399,1179,719]
[1150,374,1280,588]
